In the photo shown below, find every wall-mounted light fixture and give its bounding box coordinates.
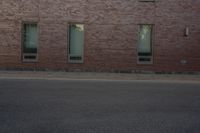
[185,27,189,37]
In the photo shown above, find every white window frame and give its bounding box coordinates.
[137,24,154,65]
[22,22,38,63]
[68,23,84,64]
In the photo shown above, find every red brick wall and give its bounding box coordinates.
[0,0,200,72]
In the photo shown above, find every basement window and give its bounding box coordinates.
[138,25,153,64]
[139,0,155,2]
[22,23,38,62]
[68,23,84,63]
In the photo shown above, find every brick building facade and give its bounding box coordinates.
[0,0,200,72]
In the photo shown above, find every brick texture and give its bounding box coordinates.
[0,0,200,72]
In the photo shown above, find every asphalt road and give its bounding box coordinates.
[0,79,200,133]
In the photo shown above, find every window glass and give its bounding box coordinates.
[23,24,37,53]
[69,24,84,55]
[69,24,84,63]
[138,25,152,56]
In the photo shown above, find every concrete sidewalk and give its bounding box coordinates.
[0,70,200,82]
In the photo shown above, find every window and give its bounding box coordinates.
[68,24,84,63]
[22,23,38,62]
[138,25,153,64]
